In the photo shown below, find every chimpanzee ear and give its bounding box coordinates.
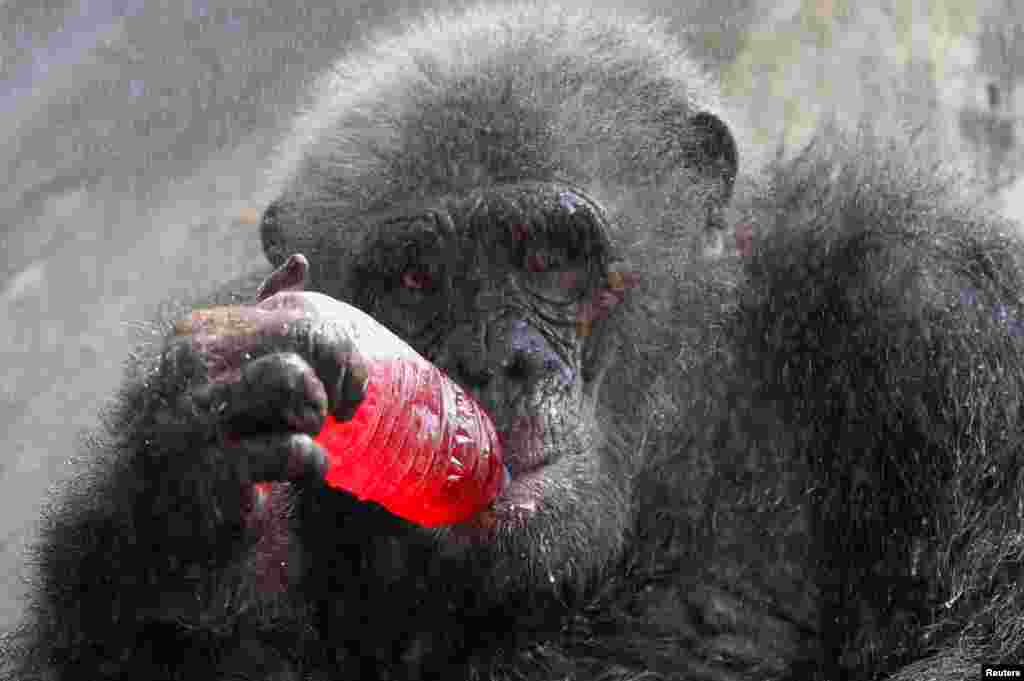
[260,201,288,268]
[687,112,739,205]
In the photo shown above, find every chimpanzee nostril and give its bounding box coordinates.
[500,354,530,380]
[458,358,494,387]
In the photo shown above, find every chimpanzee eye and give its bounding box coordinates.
[520,246,590,304]
[362,257,446,339]
[392,262,444,309]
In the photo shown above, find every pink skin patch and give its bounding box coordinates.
[176,254,316,385]
[511,223,530,242]
[401,269,434,290]
[497,415,546,479]
[576,268,640,337]
[735,222,755,257]
[526,253,547,273]
[177,303,309,384]
[559,271,580,289]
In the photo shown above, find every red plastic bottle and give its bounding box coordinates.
[315,358,506,527]
[267,292,506,527]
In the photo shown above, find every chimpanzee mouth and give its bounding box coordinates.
[496,415,553,479]
[487,424,583,517]
[501,452,552,481]
[494,467,548,514]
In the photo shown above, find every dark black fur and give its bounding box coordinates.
[6,4,1024,681]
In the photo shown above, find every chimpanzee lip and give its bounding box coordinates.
[495,447,563,513]
[503,452,556,480]
[446,457,562,534]
[496,421,550,478]
[492,464,552,517]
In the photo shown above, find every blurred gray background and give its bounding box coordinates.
[4,0,1024,633]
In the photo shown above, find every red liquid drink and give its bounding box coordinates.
[257,292,506,527]
[315,358,505,527]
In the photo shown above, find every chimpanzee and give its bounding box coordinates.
[6,4,1024,680]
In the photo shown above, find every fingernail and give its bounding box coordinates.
[350,363,369,395]
[304,368,328,410]
[285,435,312,480]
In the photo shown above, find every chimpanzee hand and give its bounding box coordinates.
[157,253,369,493]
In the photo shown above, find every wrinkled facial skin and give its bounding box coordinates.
[306,182,635,596]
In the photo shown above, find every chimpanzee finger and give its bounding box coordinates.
[291,318,370,423]
[193,352,328,437]
[227,432,329,484]
[255,253,309,302]
[335,355,370,423]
